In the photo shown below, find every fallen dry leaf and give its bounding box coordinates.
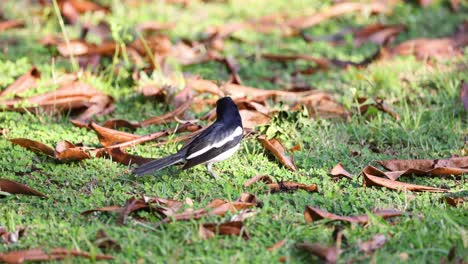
[0,179,46,198]
[302,23,406,47]
[362,166,450,192]
[444,196,465,207]
[1,226,27,245]
[10,138,91,162]
[285,2,391,33]
[378,157,468,180]
[243,175,317,193]
[221,56,243,84]
[102,99,193,129]
[243,175,274,187]
[199,221,250,240]
[103,148,154,166]
[239,109,271,130]
[304,206,402,224]
[460,80,468,111]
[296,242,339,264]
[258,135,297,171]
[1,81,114,123]
[268,182,318,193]
[0,248,113,263]
[160,199,256,224]
[330,163,353,179]
[358,97,400,121]
[57,0,108,24]
[359,234,387,254]
[267,239,286,251]
[94,229,121,252]
[0,19,24,32]
[0,67,41,98]
[90,122,140,147]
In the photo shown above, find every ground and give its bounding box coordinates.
[0,0,467,263]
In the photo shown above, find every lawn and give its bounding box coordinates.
[0,0,467,263]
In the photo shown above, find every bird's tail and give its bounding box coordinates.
[133,153,184,176]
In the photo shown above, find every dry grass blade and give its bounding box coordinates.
[304,206,402,224]
[267,239,286,251]
[0,179,46,198]
[362,166,450,192]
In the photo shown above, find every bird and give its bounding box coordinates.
[133,96,243,179]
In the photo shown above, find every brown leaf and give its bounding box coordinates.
[0,247,113,263]
[94,229,121,252]
[236,193,260,205]
[1,226,27,245]
[444,196,465,207]
[286,2,391,33]
[267,239,286,251]
[56,40,117,57]
[258,135,297,171]
[239,109,271,130]
[362,166,450,192]
[9,138,55,157]
[80,205,123,216]
[358,98,400,120]
[330,163,353,179]
[0,67,41,98]
[304,206,402,224]
[103,100,193,129]
[136,21,175,33]
[390,38,464,60]
[460,80,468,111]
[104,148,154,166]
[221,56,242,84]
[294,91,350,119]
[1,81,114,122]
[303,23,406,47]
[0,20,24,32]
[199,221,250,240]
[359,234,387,254]
[55,141,90,161]
[243,175,274,187]
[160,199,256,223]
[268,182,318,193]
[378,157,468,180]
[0,178,46,198]
[90,122,140,147]
[10,138,90,162]
[296,242,339,264]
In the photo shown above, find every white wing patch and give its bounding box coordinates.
[186,126,243,160]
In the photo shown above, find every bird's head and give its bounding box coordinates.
[216,97,242,126]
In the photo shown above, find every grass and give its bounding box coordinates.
[0,0,467,263]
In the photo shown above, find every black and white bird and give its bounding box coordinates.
[133,96,243,179]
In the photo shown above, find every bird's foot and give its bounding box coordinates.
[206,163,220,180]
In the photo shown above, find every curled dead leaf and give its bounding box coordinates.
[199,221,250,240]
[362,166,450,192]
[0,67,41,98]
[0,248,113,263]
[258,135,297,171]
[304,206,402,224]
[359,234,387,254]
[330,163,353,179]
[296,242,339,264]
[0,179,46,198]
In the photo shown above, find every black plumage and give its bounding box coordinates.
[133,97,243,178]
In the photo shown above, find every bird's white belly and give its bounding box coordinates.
[205,143,241,163]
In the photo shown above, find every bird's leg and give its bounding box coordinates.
[206,163,220,180]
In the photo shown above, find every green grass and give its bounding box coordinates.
[1,0,467,263]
